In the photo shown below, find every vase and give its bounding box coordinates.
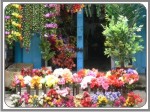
[26,85,30,94]
[16,83,21,95]
[35,86,39,95]
[42,84,47,94]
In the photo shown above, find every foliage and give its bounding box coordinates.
[22,4,33,50]
[102,15,144,67]
[39,37,55,62]
[52,44,76,70]
[105,4,145,27]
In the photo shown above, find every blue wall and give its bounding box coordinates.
[133,7,146,74]
[15,33,42,68]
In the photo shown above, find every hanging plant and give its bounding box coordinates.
[5,4,23,48]
[32,4,41,32]
[22,4,33,50]
[40,4,61,66]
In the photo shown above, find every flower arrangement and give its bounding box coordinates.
[124,92,143,107]
[9,90,143,108]
[10,92,22,107]
[9,67,144,108]
[12,75,25,87]
[45,75,59,88]
[97,95,108,107]
[30,76,42,89]
[81,91,92,107]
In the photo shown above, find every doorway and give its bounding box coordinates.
[83,12,111,71]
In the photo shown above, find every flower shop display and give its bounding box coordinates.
[9,67,144,108]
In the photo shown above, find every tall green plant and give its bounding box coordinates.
[39,37,55,66]
[102,15,144,67]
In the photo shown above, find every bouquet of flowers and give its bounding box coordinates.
[10,92,22,107]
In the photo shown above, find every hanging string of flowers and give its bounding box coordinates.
[5,4,12,47]
[39,4,61,66]
[5,4,23,47]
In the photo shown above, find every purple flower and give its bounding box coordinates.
[5,16,10,19]
[87,70,96,77]
[126,68,134,74]
[45,23,58,28]
[44,13,55,18]
[5,31,10,35]
[91,94,98,103]
[105,91,121,101]
[49,4,57,8]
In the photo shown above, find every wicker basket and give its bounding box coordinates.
[5,63,33,88]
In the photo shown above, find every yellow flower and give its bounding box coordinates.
[7,35,12,38]
[45,75,58,88]
[28,99,33,104]
[34,95,38,98]
[31,76,42,88]
[12,4,22,10]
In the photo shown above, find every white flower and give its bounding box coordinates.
[80,76,95,89]
[24,75,32,85]
[53,68,64,77]
[40,77,46,84]
[106,71,111,77]
[9,96,12,100]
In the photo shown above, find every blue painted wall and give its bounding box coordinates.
[133,7,146,74]
[15,42,23,62]
[15,33,42,68]
[77,9,84,71]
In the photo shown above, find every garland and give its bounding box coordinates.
[22,4,33,50]
[32,4,41,32]
[5,4,23,48]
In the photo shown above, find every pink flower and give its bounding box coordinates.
[97,76,110,90]
[58,78,65,85]
[56,87,70,97]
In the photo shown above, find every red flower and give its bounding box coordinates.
[90,78,99,89]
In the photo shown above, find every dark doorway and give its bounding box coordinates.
[84,11,110,71]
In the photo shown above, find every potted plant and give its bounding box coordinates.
[102,15,144,68]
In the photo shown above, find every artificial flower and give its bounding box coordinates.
[45,75,58,88]
[97,95,108,107]
[30,75,42,89]
[80,75,95,89]
[23,75,32,86]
